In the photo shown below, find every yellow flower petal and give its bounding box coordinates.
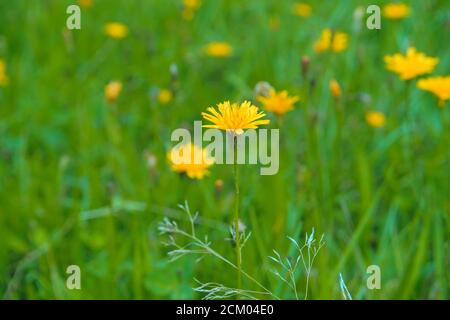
[417,76,450,107]
[104,22,128,39]
[257,89,299,116]
[204,42,232,57]
[202,100,270,134]
[384,47,438,80]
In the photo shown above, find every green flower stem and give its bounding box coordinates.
[233,137,242,292]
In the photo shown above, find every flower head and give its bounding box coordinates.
[0,59,9,86]
[383,3,410,20]
[257,89,299,116]
[366,111,386,128]
[168,143,214,179]
[329,79,342,98]
[158,89,173,104]
[105,81,123,103]
[417,76,450,107]
[314,29,348,53]
[293,3,312,17]
[384,47,438,80]
[104,22,128,39]
[204,42,232,58]
[201,101,270,135]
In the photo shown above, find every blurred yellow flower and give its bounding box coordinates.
[184,0,201,10]
[105,81,123,103]
[293,3,312,17]
[314,29,348,53]
[383,3,410,20]
[366,111,386,128]
[417,76,450,107]
[257,89,299,116]
[158,89,173,104]
[78,0,93,8]
[168,143,214,179]
[329,79,342,98]
[214,179,224,192]
[104,22,128,39]
[204,42,232,58]
[182,0,201,21]
[384,47,438,80]
[0,59,9,86]
[202,101,270,135]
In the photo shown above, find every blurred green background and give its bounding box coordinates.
[0,0,449,299]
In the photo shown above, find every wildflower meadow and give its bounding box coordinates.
[0,0,449,301]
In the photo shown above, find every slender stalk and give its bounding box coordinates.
[233,137,242,292]
[169,227,278,299]
[304,248,311,300]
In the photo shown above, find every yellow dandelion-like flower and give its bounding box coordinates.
[314,29,349,53]
[366,111,386,128]
[104,22,128,39]
[417,76,450,107]
[104,81,123,103]
[158,89,173,104]
[383,3,410,20]
[201,101,270,135]
[257,89,299,116]
[0,59,9,86]
[78,0,93,8]
[204,42,233,58]
[329,79,342,98]
[293,3,312,17]
[384,47,438,81]
[168,143,214,179]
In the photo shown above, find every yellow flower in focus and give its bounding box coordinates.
[158,89,173,104]
[329,79,342,98]
[201,101,270,135]
[0,59,8,86]
[314,29,348,53]
[104,22,128,39]
[204,42,233,58]
[383,3,410,20]
[417,76,450,107]
[257,89,299,116]
[168,143,214,179]
[78,0,93,8]
[384,47,438,80]
[105,81,123,103]
[293,3,312,17]
[366,111,386,128]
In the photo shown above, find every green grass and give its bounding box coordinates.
[0,0,449,299]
